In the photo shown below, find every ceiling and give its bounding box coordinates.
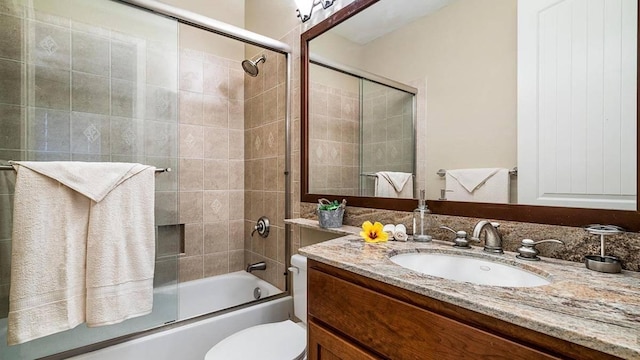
[331,0,454,45]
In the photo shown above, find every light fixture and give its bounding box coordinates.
[294,0,336,23]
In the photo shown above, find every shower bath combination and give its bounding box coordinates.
[242,54,266,77]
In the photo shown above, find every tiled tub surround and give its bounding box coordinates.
[177,47,247,283]
[298,202,640,271]
[243,48,288,291]
[296,228,640,359]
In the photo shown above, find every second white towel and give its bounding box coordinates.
[382,224,408,241]
[394,224,408,241]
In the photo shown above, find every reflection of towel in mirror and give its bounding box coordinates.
[8,161,156,345]
[445,168,509,203]
[374,171,413,198]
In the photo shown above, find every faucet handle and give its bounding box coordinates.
[516,239,564,261]
[251,216,270,238]
[440,226,478,249]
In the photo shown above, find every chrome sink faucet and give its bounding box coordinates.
[471,220,504,254]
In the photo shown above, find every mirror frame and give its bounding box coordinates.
[301,0,640,232]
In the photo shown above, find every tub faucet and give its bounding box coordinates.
[471,220,504,254]
[246,261,266,273]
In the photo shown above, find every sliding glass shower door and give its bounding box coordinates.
[360,79,415,197]
[0,0,180,358]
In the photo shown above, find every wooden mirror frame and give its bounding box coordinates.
[301,0,640,231]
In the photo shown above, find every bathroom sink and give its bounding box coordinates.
[389,252,550,287]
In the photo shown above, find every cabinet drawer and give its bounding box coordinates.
[309,320,380,360]
[308,267,559,360]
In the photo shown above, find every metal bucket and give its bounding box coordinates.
[317,207,345,228]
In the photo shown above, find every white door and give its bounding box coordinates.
[518,0,637,210]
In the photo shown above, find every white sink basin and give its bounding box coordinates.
[389,252,550,287]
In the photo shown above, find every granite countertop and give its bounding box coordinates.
[287,219,640,359]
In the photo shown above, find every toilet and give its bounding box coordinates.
[204,254,308,360]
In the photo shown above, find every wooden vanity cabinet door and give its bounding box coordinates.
[308,265,561,360]
[309,320,381,360]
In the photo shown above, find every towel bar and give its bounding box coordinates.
[360,173,416,178]
[437,167,517,177]
[0,164,171,173]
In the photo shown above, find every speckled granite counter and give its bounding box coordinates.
[285,218,362,236]
[289,219,640,359]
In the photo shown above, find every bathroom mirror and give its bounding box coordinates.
[301,0,640,231]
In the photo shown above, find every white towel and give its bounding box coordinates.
[382,224,396,240]
[374,172,413,199]
[393,224,408,242]
[85,167,155,326]
[445,168,509,203]
[8,161,156,344]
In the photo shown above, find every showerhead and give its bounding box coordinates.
[241,55,266,77]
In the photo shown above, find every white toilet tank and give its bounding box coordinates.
[289,254,307,323]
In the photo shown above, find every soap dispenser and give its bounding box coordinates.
[412,190,433,242]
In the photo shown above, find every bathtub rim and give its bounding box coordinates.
[172,270,285,321]
[40,291,291,360]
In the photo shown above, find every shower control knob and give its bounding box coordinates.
[251,216,270,238]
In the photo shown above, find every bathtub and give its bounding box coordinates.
[174,270,283,320]
[58,271,289,360]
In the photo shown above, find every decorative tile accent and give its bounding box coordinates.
[209,198,222,214]
[157,91,170,114]
[40,35,57,55]
[32,22,70,70]
[123,129,136,146]
[83,123,100,143]
[330,146,338,161]
[254,134,262,152]
[267,131,275,150]
[314,145,324,161]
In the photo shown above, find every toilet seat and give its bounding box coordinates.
[204,320,306,360]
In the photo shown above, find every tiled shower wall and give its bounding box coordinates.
[0,5,181,318]
[308,80,360,196]
[175,45,289,292]
[243,49,288,291]
[176,48,247,282]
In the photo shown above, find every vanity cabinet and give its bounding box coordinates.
[307,259,620,360]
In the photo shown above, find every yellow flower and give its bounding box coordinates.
[360,221,388,243]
